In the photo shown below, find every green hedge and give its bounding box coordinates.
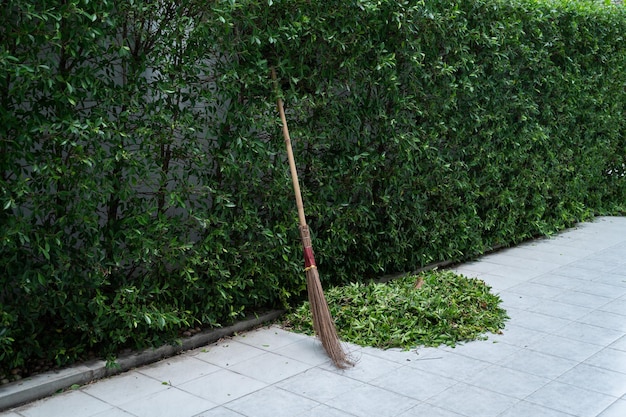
[1,0,625,372]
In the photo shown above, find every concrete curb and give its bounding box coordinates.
[0,310,284,411]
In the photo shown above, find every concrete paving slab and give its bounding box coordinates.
[275,367,365,403]
[584,347,626,374]
[91,408,134,417]
[177,368,267,404]
[137,356,221,386]
[192,407,247,417]
[405,350,491,382]
[440,338,522,364]
[117,388,216,417]
[224,351,311,384]
[498,400,582,417]
[530,298,594,320]
[297,404,360,417]
[80,371,170,407]
[397,403,465,417]
[556,363,626,398]
[324,384,419,417]
[465,364,550,399]
[599,399,626,417]
[525,381,617,417]
[427,382,519,417]
[369,366,457,402]
[600,298,626,315]
[609,335,626,352]
[555,321,623,346]
[192,340,266,368]
[225,386,319,417]
[497,349,578,379]
[528,334,604,362]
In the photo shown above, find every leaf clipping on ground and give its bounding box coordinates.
[282,269,509,349]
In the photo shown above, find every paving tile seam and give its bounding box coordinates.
[496,349,578,377]
[129,370,243,406]
[521,335,613,357]
[217,382,285,410]
[552,293,614,309]
[280,359,477,406]
[219,384,329,417]
[493,400,579,417]
[523,384,620,417]
[135,362,222,387]
[441,345,519,365]
[517,399,581,417]
[577,314,626,332]
[554,375,626,400]
[526,345,600,364]
[291,402,361,417]
[420,395,522,417]
[496,327,553,345]
[597,399,626,417]
[355,364,462,401]
[435,373,546,403]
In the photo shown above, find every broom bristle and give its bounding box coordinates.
[300,225,353,369]
[306,267,353,369]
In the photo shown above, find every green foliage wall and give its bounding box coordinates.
[1,0,625,371]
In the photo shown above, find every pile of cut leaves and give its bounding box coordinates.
[283,270,508,349]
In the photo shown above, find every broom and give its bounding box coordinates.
[271,67,352,369]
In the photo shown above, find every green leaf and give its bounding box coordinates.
[283,270,509,349]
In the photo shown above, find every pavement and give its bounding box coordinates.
[1,216,626,417]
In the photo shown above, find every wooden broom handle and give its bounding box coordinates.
[272,67,307,227]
